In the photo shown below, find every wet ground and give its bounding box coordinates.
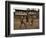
[14,16,39,30]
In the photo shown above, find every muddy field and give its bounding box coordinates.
[14,16,39,30]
